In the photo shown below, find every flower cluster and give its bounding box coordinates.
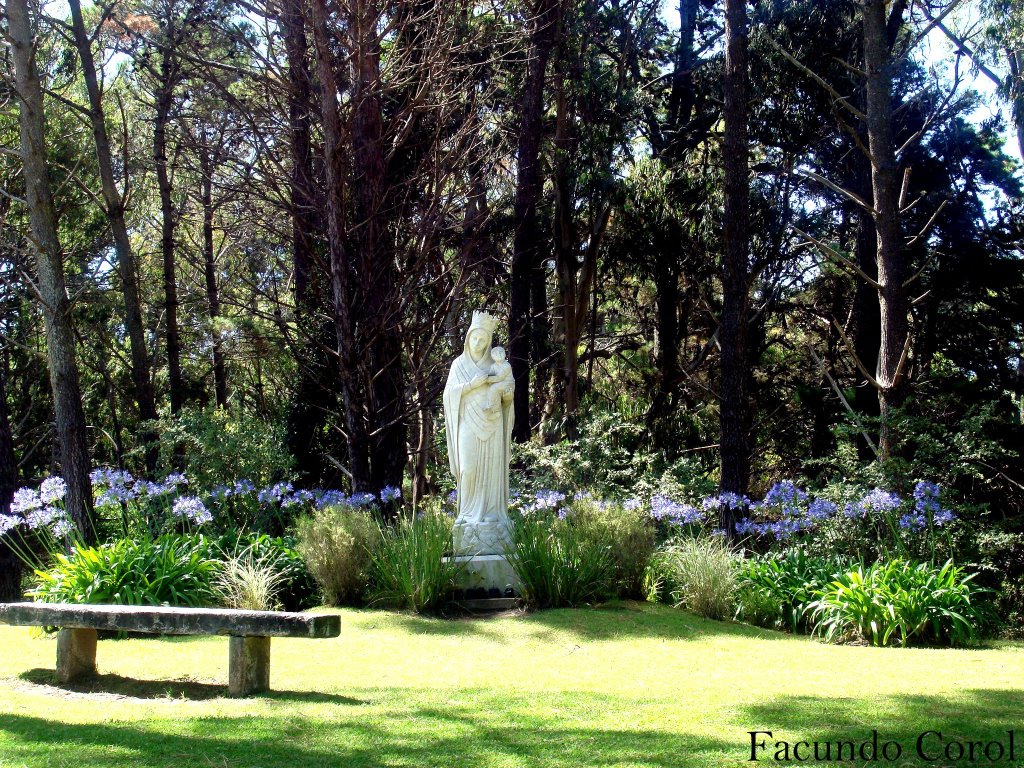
[732,482,838,541]
[702,492,751,511]
[1,476,74,543]
[898,481,956,530]
[171,496,213,525]
[650,495,705,525]
[525,489,567,514]
[843,488,902,518]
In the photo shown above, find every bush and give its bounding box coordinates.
[568,497,655,599]
[367,513,461,613]
[736,551,849,632]
[31,535,219,607]
[294,506,378,605]
[214,541,290,611]
[645,536,738,620]
[807,559,993,647]
[509,512,615,608]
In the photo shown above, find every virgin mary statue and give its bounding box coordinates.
[443,310,515,555]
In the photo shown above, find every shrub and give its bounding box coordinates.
[509,511,615,608]
[214,544,289,611]
[294,506,378,605]
[567,496,655,599]
[807,559,993,647]
[31,535,218,607]
[367,513,461,613]
[645,536,738,620]
[735,551,850,632]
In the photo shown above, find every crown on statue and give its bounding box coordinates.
[469,310,499,334]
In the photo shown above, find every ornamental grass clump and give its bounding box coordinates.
[510,500,615,608]
[214,547,288,611]
[645,536,738,621]
[367,512,462,613]
[294,505,379,605]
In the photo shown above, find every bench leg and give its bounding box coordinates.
[228,636,270,696]
[56,628,97,683]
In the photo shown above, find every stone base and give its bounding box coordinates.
[459,597,522,612]
[448,554,521,594]
[453,520,511,555]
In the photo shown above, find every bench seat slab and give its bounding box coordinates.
[0,603,340,638]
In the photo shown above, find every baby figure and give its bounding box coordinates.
[485,346,514,412]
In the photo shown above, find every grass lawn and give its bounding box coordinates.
[1,602,1023,767]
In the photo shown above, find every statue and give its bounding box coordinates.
[443,311,515,555]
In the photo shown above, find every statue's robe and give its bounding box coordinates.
[443,350,514,528]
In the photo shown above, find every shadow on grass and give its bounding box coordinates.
[17,669,366,704]
[523,601,789,643]
[387,601,790,645]
[0,702,733,768]
[738,689,1024,766]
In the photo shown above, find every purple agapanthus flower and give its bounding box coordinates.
[39,477,67,504]
[380,486,402,503]
[844,488,902,518]
[350,492,377,507]
[702,492,751,511]
[172,496,210,523]
[0,514,20,536]
[806,498,838,520]
[11,488,41,515]
[623,497,642,511]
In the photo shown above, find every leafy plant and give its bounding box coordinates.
[646,536,738,620]
[735,550,850,632]
[294,506,379,605]
[367,513,462,613]
[30,535,219,607]
[509,511,615,608]
[807,559,993,647]
[566,496,655,599]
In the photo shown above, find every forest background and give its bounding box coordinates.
[0,0,1021,598]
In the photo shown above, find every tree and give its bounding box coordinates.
[6,0,95,542]
[719,0,752,511]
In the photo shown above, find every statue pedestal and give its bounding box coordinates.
[449,553,521,594]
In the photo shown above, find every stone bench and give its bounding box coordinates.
[0,602,341,696]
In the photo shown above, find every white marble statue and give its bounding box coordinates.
[443,311,515,555]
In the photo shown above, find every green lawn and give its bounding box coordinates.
[1,603,1022,767]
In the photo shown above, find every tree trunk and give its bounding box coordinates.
[68,0,158,468]
[851,161,881,460]
[510,0,560,442]
[719,0,751,528]
[311,0,372,490]
[200,150,227,408]
[0,368,21,600]
[863,0,909,461]
[350,0,406,495]
[9,0,95,543]
[280,0,336,486]
[155,47,184,414]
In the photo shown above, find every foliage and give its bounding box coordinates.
[644,536,739,621]
[807,559,993,647]
[293,506,379,606]
[367,513,461,613]
[562,495,656,599]
[30,535,219,607]
[151,407,295,492]
[509,510,615,608]
[735,550,850,632]
[511,413,717,501]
